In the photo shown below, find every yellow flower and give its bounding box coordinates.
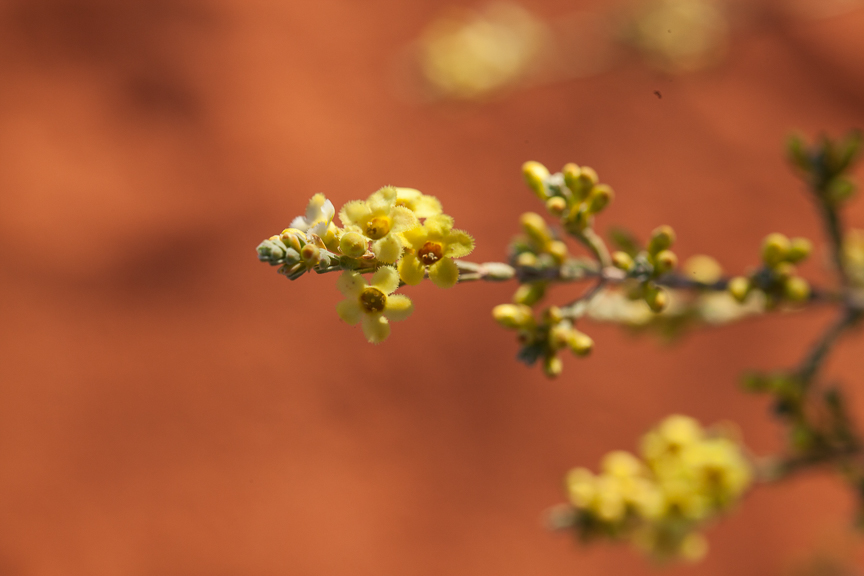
[339,187,419,263]
[394,187,443,218]
[398,214,475,288]
[335,268,413,343]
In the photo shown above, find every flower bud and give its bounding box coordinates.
[520,212,552,247]
[280,228,305,252]
[300,243,320,263]
[513,282,546,306]
[543,354,563,378]
[566,165,598,202]
[549,324,572,349]
[257,238,288,265]
[761,233,790,267]
[545,196,567,217]
[728,276,751,303]
[644,284,668,312]
[612,251,634,271]
[784,276,810,303]
[548,241,568,264]
[516,252,538,268]
[492,303,534,330]
[773,262,795,280]
[568,330,594,357]
[339,231,368,258]
[787,238,812,263]
[648,225,676,255]
[522,161,550,199]
[587,184,613,214]
[653,250,678,275]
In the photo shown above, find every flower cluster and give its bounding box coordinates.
[555,415,753,562]
[727,233,813,308]
[256,187,474,343]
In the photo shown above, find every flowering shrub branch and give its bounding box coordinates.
[256,130,863,563]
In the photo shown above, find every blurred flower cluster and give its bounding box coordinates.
[555,415,752,562]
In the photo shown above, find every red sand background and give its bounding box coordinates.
[1,1,864,575]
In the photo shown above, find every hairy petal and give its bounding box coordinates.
[368,186,397,214]
[339,200,371,227]
[371,266,400,295]
[401,226,429,250]
[429,257,459,288]
[372,235,403,264]
[414,194,443,218]
[398,253,426,285]
[383,294,413,321]
[362,314,390,344]
[336,299,363,325]
[425,214,454,238]
[336,270,367,297]
[389,206,419,234]
[444,230,475,258]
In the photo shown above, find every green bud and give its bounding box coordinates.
[786,237,812,263]
[522,161,550,200]
[728,276,751,303]
[761,233,790,267]
[612,251,634,271]
[543,354,563,378]
[773,262,795,280]
[786,134,811,173]
[549,324,572,350]
[568,331,594,357]
[648,225,676,255]
[587,184,613,214]
[339,231,368,258]
[300,243,320,264]
[547,241,568,264]
[521,212,552,247]
[566,165,597,202]
[492,303,534,330]
[516,252,538,268]
[545,196,567,217]
[644,283,668,312]
[513,282,547,306]
[256,238,288,265]
[827,177,856,204]
[562,163,581,193]
[653,250,678,275]
[784,276,810,303]
[543,306,564,325]
[280,229,305,252]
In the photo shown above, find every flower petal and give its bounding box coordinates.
[372,235,403,263]
[424,214,454,238]
[401,226,429,250]
[361,314,390,343]
[414,194,443,218]
[389,206,419,234]
[383,294,413,322]
[289,215,309,231]
[429,257,459,288]
[339,200,370,227]
[444,229,475,258]
[371,266,400,294]
[398,253,426,285]
[368,186,397,214]
[336,270,367,297]
[336,299,363,325]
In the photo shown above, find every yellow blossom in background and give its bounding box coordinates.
[626,0,729,74]
[336,267,413,343]
[417,3,548,100]
[395,187,444,218]
[339,186,419,263]
[399,214,475,288]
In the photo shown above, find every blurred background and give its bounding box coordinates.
[1,0,864,574]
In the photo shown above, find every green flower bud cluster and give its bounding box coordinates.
[508,212,572,306]
[492,304,594,378]
[727,233,812,308]
[612,225,679,313]
[555,415,752,562]
[257,229,337,280]
[521,161,614,235]
[787,130,862,203]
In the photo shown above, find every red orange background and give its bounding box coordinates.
[1,1,864,574]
